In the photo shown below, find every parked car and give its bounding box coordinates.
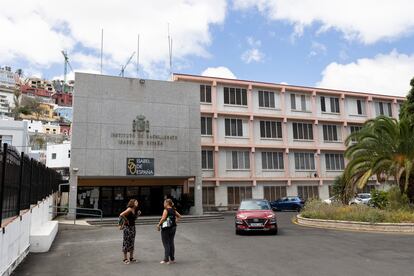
[270,196,304,211]
[235,199,278,235]
[349,193,372,205]
[324,196,339,205]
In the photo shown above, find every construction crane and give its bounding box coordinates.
[119,52,136,77]
[61,50,74,92]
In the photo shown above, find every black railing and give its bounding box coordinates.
[0,143,62,226]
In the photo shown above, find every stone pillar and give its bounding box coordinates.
[67,171,77,219]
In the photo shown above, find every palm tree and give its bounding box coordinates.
[344,116,414,202]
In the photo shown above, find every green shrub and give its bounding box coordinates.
[387,187,410,210]
[301,199,414,223]
[370,190,388,209]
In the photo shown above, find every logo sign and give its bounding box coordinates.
[127,158,154,175]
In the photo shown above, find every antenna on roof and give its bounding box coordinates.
[137,34,140,78]
[168,23,173,78]
[100,28,104,74]
[119,52,136,77]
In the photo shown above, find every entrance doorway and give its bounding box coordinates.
[77,185,183,216]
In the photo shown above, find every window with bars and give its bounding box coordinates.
[261,152,284,170]
[202,187,215,206]
[200,85,212,103]
[224,87,247,106]
[298,186,319,201]
[323,125,340,142]
[325,153,345,171]
[290,93,309,112]
[258,90,276,108]
[264,186,287,201]
[374,101,392,117]
[321,96,340,113]
[226,151,250,170]
[227,186,252,207]
[292,122,314,140]
[225,118,244,137]
[201,150,214,170]
[260,121,282,139]
[201,117,212,135]
[294,152,315,171]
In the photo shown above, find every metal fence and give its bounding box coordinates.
[0,143,62,226]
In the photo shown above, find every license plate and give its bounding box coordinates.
[250,223,263,227]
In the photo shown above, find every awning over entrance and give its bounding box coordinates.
[78,176,194,191]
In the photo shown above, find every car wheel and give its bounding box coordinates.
[271,228,278,235]
[296,206,301,212]
[235,229,242,235]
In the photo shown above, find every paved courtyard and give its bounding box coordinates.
[14,213,414,276]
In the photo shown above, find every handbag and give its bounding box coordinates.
[118,216,127,230]
[161,216,172,229]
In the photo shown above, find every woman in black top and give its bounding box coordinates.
[157,199,182,264]
[120,199,141,264]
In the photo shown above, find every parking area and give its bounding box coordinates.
[14,212,414,276]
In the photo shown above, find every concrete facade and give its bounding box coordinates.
[69,73,202,215]
[173,74,405,209]
[0,118,29,153]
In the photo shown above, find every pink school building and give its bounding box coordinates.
[173,74,405,211]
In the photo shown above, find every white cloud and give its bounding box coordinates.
[233,0,414,44]
[0,0,227,77]
[309,41,327,57]
[317,50,414,96]
[241,36,265,63]
[201,66,237,79]
[241,48,265,63]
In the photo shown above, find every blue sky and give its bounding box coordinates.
[1,0,414,96]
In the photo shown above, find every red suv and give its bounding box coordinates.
[235,199,278,235]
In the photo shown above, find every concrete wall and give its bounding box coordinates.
[46,141,71,168]
[0,196,57,276]
[70,73,202,214]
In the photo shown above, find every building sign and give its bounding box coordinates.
[111,115,178,147]
[127,158,154,175]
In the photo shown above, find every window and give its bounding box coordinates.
[52,153,57,159]
[330,97,340,113]
[224,87,247,106]
[356,99,364,115]
[201,117,212,135]
[321,96,340,113]
[264,186,287,201]
[294,152,315,171]
[201,150,214,170]
[290,93,310,112]
[321,96,326,112]
[349,125,363,142]
[325,153,345,171]
[226,151,250,170]
[374,101,392,117]
[200,84,211,103]
[227,186,252,208]
[202,187,215,206]
[261,152,284,170]
[225,118,243,137]
[0,135,12,146]
[298,186,319,201]
[323,125,340,142]
[258,90,275,108]
[260,121,282,139]
[292,122,313,140]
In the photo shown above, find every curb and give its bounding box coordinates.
[296,215,414,234]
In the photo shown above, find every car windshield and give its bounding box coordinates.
[239,200,270,210]
[358,194,371,199]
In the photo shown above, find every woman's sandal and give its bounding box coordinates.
[123,259,130,264]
